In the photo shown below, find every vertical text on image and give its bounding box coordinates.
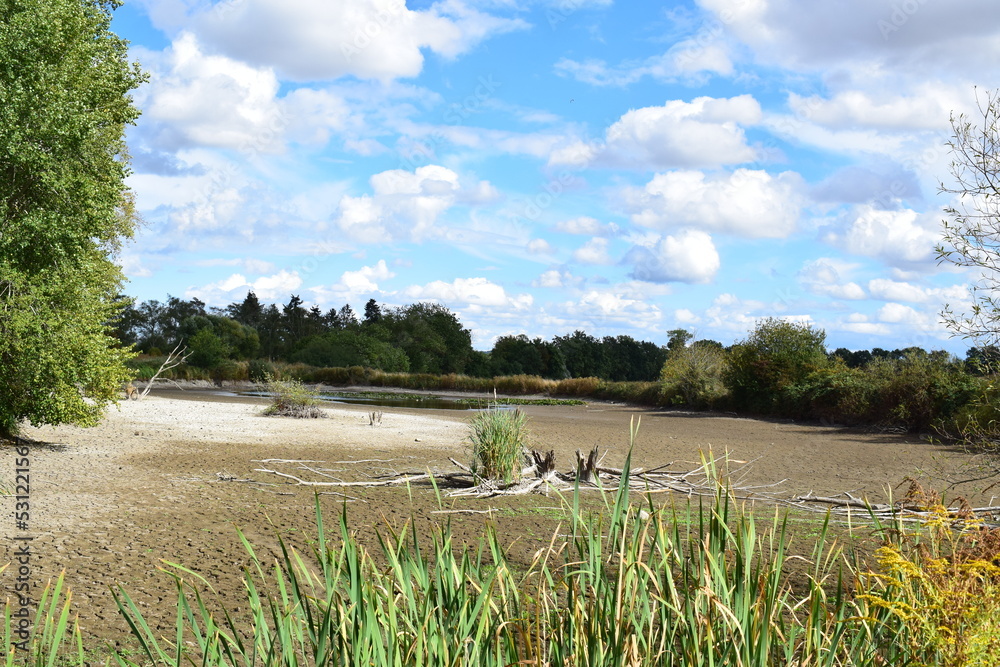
[12,443,33,650]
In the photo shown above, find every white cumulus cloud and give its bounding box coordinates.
[798,258,867,300]
[867,278,969,305]
[555,289,664,330]
[876,302,926,324]
[404,277,533,311]
[189,0,527,83]
[789,87,957,131]
[624,169,804,238]
[185,270,303,304]
[137,33,284,153]
[332,164,493,243]
[572,238,613,265]
[339,260,395,293]
[550,95,761,169]
[827,204,940,266]
[625,229,720,284]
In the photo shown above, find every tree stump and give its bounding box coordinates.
[531,449,556,476]
[576,446,599,484]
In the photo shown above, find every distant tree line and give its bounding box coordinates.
[116,292,1000,391]
[114,292,674,381]
[115,291,1000,388]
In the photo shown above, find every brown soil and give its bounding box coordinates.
[0,387,991,649]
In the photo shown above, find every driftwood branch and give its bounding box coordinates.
[240,447,1000,525]
[139,341,193,399]
[782,492,1000,527]
[250,448,759,500]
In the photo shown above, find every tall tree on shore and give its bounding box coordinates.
[227,290,263,329]
[364,298,382,324]
[0,0,145,438]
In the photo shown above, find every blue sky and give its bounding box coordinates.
[112,0,1000,354]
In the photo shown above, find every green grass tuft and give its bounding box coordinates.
[468,408,531,483]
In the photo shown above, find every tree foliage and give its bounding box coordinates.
[490,334,567,379]
[723,318,829,414]
[660,341,726,408]
[0,0,145,437]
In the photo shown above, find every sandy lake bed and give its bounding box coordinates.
[1,386,993,645]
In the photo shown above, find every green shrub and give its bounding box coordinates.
[660,343,727,408]
[261,376,325,418]
[864,353,978,431]
[785,352,978,430]
[468,408,530,483]
[212,359,247,383]
[724,318,829,415]
[946,377,1000,446]
[783,360,875,424]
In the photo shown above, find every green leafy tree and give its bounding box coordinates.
[292,330,409,372]
[338,303,358,329]
[831,347,873,369]
[294,335,358,368]
[226,290,262,329]
[723,318,829,414]
[187,328,229,369]
[180,314,259,360]
[281,294,308,353]
[666,328,693,355]
[554,330,606,378]
[257,304,283,359]
[465,349,492,378]
[383,303,472,374]
[490,335,568,379]
[0,0,145,437]
[491,335,545,376]
[601,335,667,382]
[158,295,206,345]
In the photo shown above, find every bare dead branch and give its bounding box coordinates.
[138,341,193,399]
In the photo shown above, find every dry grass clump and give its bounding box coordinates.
[261,376,326,418]
[554,376,601,396]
